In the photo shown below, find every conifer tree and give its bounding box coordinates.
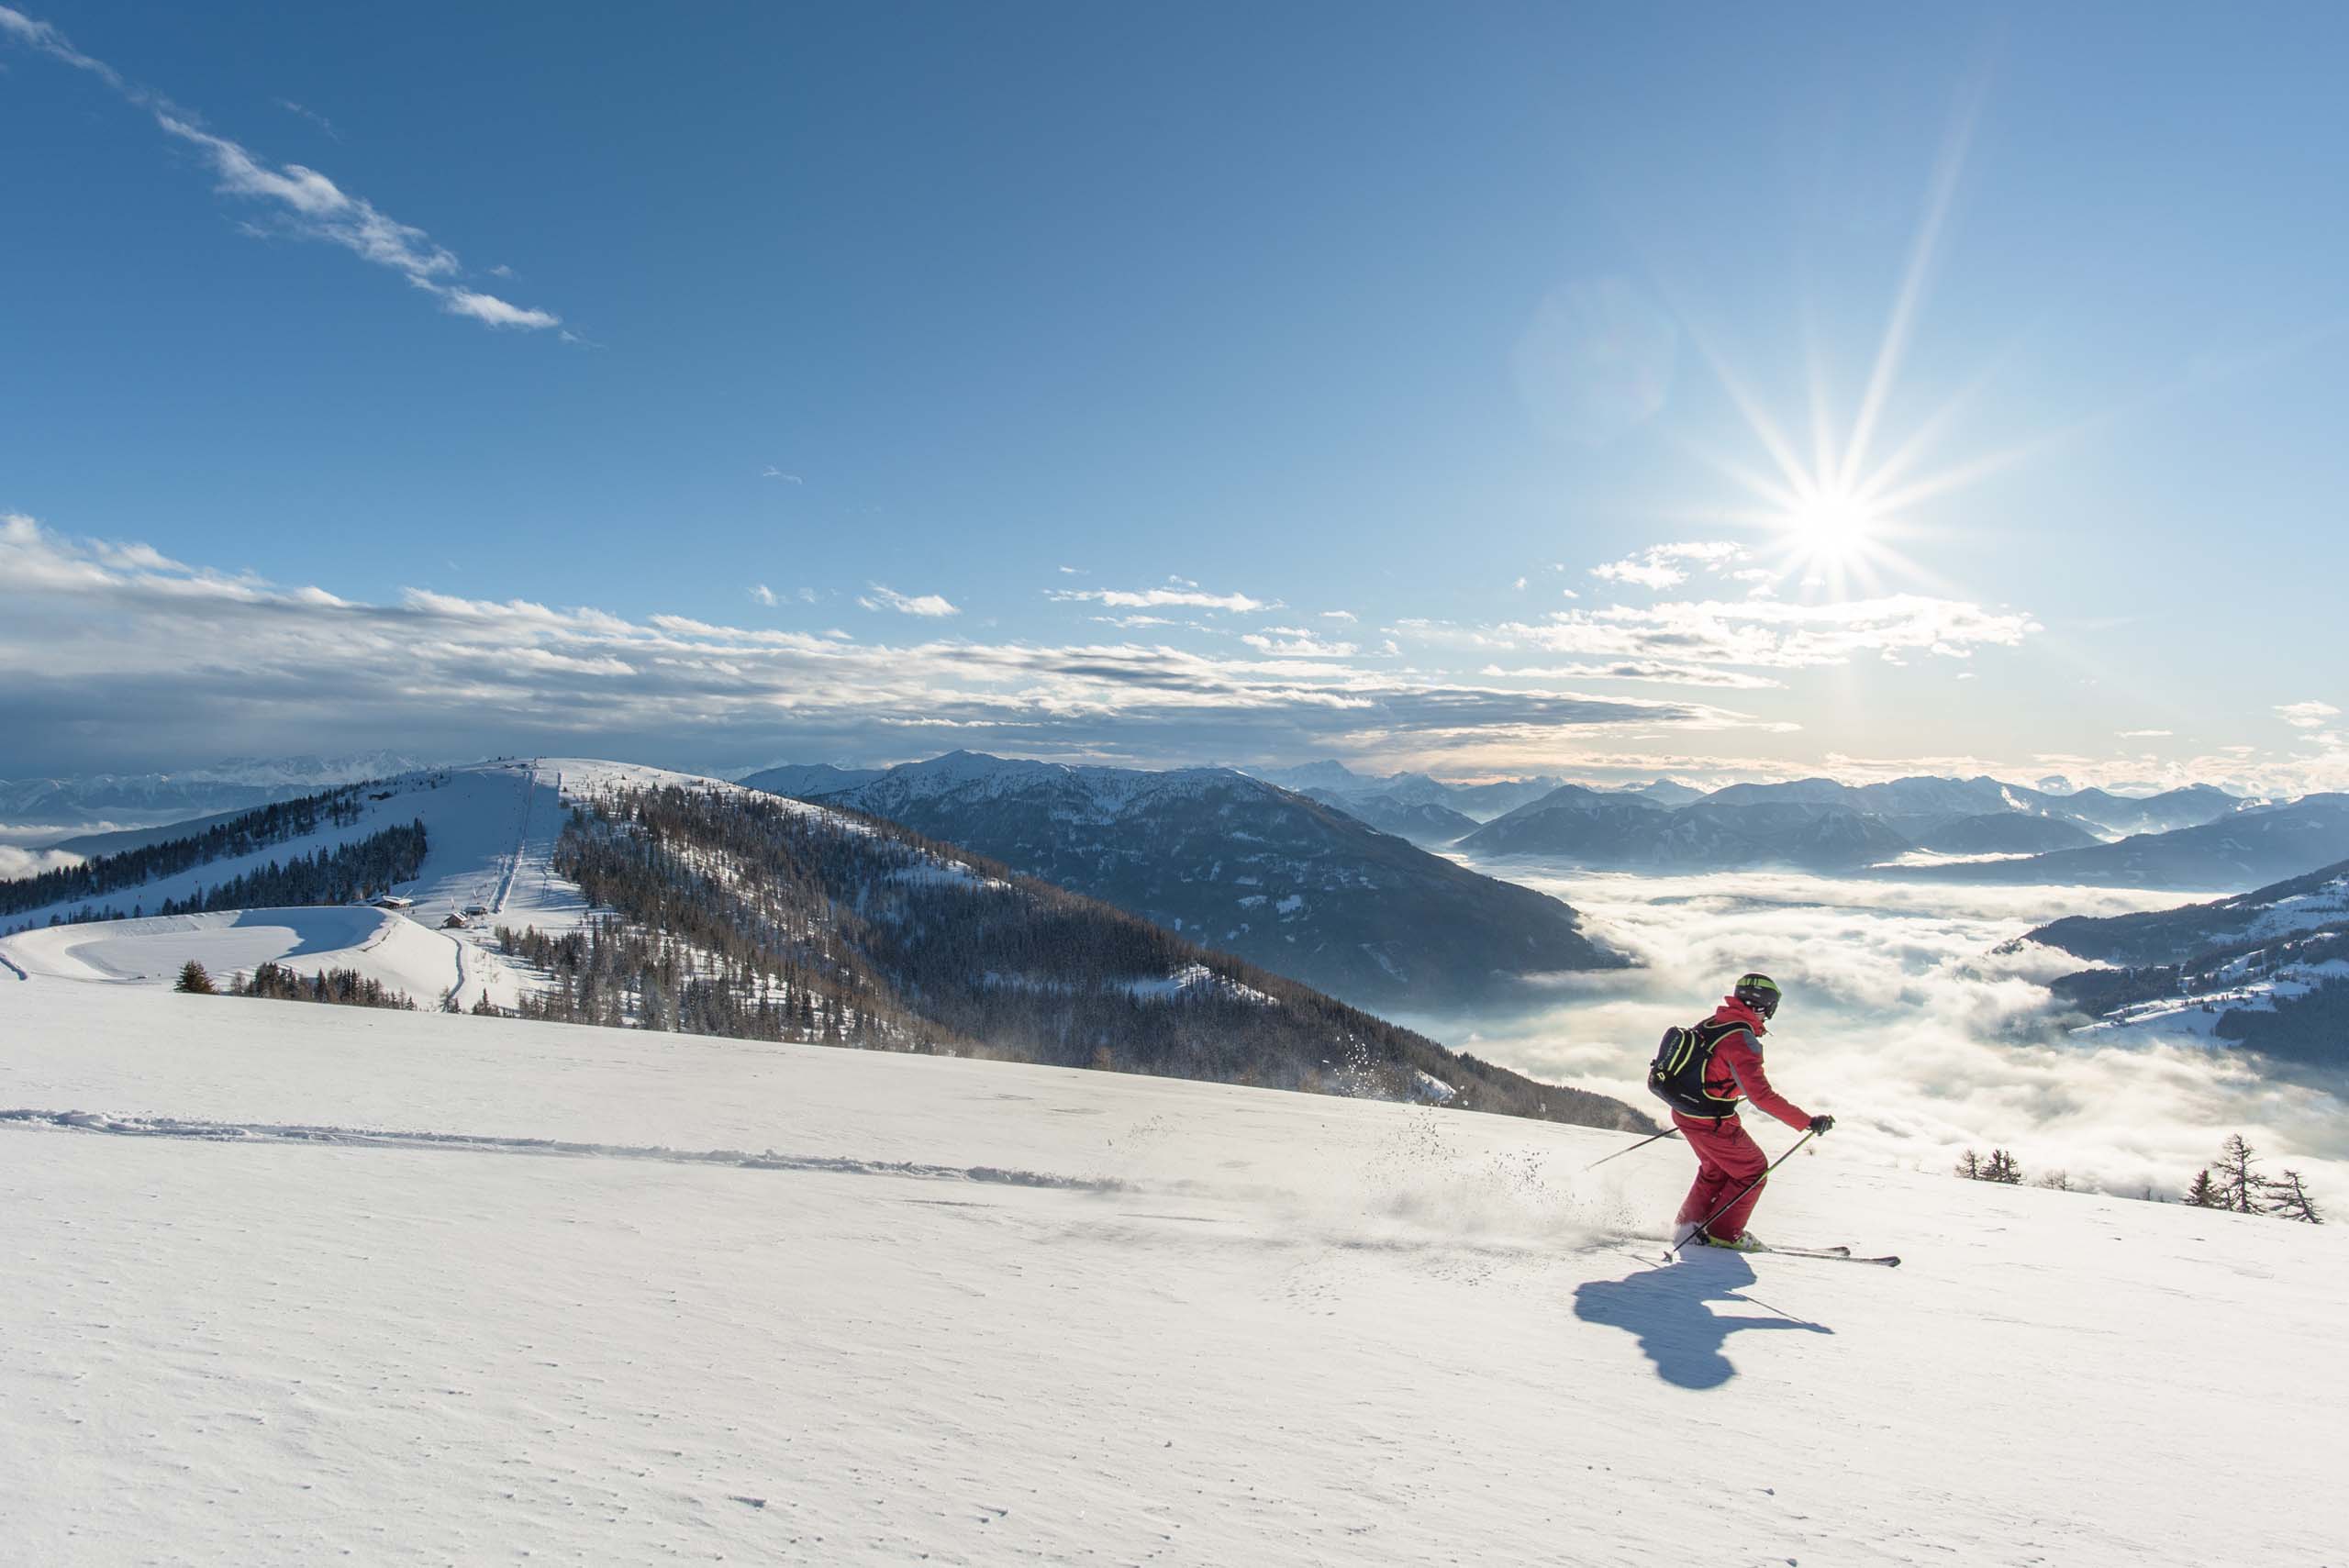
[1954,1150,1984,1180]
[2183,1168,2223,1208]
[2262,1170,2323,1225]
[174,959,216,995]
[2214,1134,2262,1214]
[1984,1149,2024,1184]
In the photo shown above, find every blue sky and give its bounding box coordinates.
[2,2,2342,787]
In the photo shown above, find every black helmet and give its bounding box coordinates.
[1733,973,1782,1018]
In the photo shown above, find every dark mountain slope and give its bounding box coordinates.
[517,778,1652,1131]
[762,752,1624,1009]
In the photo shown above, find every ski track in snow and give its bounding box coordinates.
[0,1108,1131,1194]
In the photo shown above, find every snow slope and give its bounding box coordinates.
[0,906,537,1011]
[0,759,726,1006]
[4,976,2340,1566]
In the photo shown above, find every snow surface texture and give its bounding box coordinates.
[5,977,2340,1565]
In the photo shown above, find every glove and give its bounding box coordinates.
[1808,1114,1835,1135]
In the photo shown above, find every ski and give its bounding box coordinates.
[1665,1240,1901,1266]
[1743,1242,1900,1266]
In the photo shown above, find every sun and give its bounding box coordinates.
[1783,488,1880,563]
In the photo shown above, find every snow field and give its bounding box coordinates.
[0,906,530,1012]
[4,978,2342,1566]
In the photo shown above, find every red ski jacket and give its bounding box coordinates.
[1695,998,1811,1131]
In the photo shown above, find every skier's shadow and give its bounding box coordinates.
[1572,1252,1831,1389]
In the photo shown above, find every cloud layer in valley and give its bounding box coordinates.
[1397,863,2349,1205]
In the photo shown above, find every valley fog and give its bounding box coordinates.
[1396,860,2349,1203]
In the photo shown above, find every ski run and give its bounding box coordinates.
[5,957,2343,1566]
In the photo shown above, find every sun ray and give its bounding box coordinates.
[1660,285,1816,496]
[1836,78,1984,494]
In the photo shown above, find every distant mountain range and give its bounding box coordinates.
[1,752,437,829]
[1449,773,2280,879]
[736,762,886,798]
[750,751,1625,1010]
[1234,762,2257,864]
[1460,789,1919,871]
[1245,761,1691,843]
[2022,858,2349,1073]
[1883,795,2349,890]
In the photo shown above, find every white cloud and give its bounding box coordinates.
[749,584,777,607]
[0,9,561,332]
[0,844,83,879]
[762,467,803,483]
[274,98,340,140]
[2277,701,2341,730]
[1482,661,1786,691]
[1048,585,1269,613]
[0,514,1761,773]
[1500,594,2040,671]
[1588,540,1746,593]
[2116,728,2171,739]
[858,584,960,618]
[1589,559,1685,590]
[1513,576,1528,591]
[1319,610,1357,622]
[1242,630,1358,659]
[439,287,560,330]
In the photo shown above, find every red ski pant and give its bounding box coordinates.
[1673,1113,1771,1240]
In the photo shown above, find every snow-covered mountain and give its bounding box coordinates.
[734,761,886,798]
[2040,782,2251,837]
[1905,811,2101,856]
[1888,794,2349,890]
[1697,774,2246,838]
[1462,788,1917,872]
[0,758,1645,1131]
[2025,858,2349,1073]
[1459,773,2268,877]
[0,751,438,831]
[762,751,1625,1008]
[1295,787,1481,845]
[5,978,2339,1564]
[1246,760,1567,823]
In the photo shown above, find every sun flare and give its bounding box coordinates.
[1784,489,1880,562]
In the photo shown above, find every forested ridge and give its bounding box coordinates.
[4,820,429,930]
[490,783,1651,1133]
[0,785,378,918]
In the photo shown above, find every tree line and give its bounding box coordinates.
[1,785,375,917]
[1957,1133,2321,1222]
[175,958,417,1011]
[2183,1133,2322,1222]
[17,821,427,929]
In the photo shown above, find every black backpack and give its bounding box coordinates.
[1647,1018,1747,1118]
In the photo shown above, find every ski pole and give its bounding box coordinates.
[1666,1129,1818,1258]
[1583,1127,1681,1172]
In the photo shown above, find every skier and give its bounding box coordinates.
[1648,973,1833,1252]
